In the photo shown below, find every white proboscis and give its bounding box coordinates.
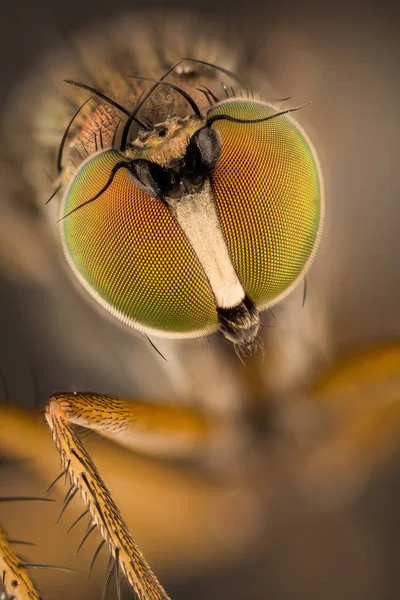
[170,180,245,309]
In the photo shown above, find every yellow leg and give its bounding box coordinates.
[0,524,41,600]
[45,393,214,600]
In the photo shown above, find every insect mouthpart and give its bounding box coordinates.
[217,297,260,351]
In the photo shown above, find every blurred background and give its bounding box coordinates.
[0,0,399,599]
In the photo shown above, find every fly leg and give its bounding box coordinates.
[0,523,41,600]
[0,495,69,600]
[45,392,215,600]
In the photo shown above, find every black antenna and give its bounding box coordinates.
[120,60,183,151]
[206,102,310,126]
[58,161,129,222]
[197,84,220,103]
[57,96,93,174]
[111,117,122,149]
[64,80,147,129]
[196,87,213,107]
[181,58,244,86]
[126,75,202,119]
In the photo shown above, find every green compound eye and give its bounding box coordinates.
[61,150,218,338]
[60,95,323,350]
[208,99,323,309]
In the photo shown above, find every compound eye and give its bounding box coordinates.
[208,99,323,309]
[61,150,218,337]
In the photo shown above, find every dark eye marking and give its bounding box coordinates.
[129,160,178,198]
[185,127,222,176]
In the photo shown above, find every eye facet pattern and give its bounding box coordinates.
[61,150,218,337]
[61,94,323,346]
[208,99,323,310]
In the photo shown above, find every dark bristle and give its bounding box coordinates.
[0,497,55,503]
[120,60,182,152]
[302,277,307,308]
[102,561,116,600]
[79,430,95,441]
[146,336,167,362]
[77,524,96,553]
[111,118,122,149]
[20,563,75,573]
[81,140,90,156]
[221,82,229,98]
[196,87,213,107]
[47,463,69,493]
[56,486,78,524]
[67,509,89,534]
[198,84,220,103]
[64,80,130,116]
[56,96,92,174]
[88,539,105,579]
[45,183,62,206]
[58,161,129,222]
[115,548,122,600]
[88,539,106,579]
[181,58,244,86]
[8,540,36,547]
[126,75,202,119]
[206,102,310,127]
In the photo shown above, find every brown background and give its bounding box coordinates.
[0,0,400,599]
